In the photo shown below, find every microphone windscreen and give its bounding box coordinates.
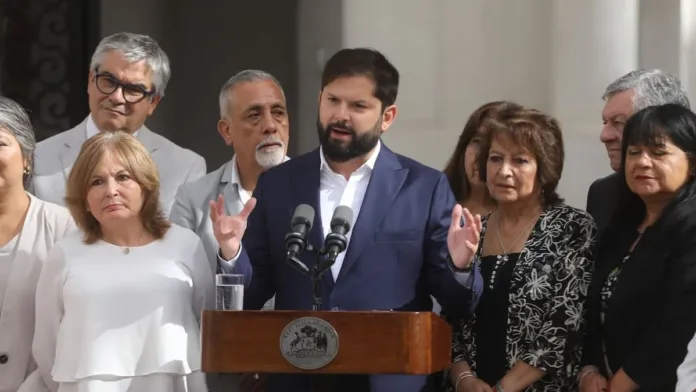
[331,205,354,231]
[291,204,315,230]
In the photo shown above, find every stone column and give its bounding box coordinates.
[338,0,552,170]
[679,0,696,99]
[550,0,639,208]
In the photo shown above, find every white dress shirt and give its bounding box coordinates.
[319,142,380,280]
[85,115,141,139]
[230,157,252,205]
[229,154,290,206]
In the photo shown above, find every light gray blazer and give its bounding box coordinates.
[30,118,207,217]
[170,160,276,313]
[171,161,241,273]
[170,161,247,392]
[1,194,76,392]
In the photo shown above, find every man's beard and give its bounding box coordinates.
[316,117,382,163]
[255,136,285,169]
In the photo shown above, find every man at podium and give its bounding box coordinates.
[211,47,484,392]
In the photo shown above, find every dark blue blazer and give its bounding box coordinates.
[226,145,483,392]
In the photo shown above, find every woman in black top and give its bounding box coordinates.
[579,104,696,392]
[447,107,596,392]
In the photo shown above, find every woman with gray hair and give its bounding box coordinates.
[0,97,76,392]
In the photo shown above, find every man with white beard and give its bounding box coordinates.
[170,69,288,392]
[171,69,289,309]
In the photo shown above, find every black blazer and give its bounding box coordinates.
[582,199,696,391]
[586,172,621,236]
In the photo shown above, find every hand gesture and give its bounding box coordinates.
[458,377,493,392]
[209,195,256,260]
[579,372,608,392]
[447,204,482,269]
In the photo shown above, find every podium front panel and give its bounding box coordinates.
[201,310,452,375]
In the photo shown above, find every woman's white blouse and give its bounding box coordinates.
[0,194,76,392]
[0,234,19,306]
[32,224,214,385]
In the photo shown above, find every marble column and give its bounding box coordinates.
[550,0,640,208]
[639,0,681,75]
[679,0,696,99]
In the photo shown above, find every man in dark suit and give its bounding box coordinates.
[587,69,690,234]
[586,172,621,236]
[211,48,483,392]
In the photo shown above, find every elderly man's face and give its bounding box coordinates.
[87,51,161,134]
[601,89,634,172]
[218,80,289,170]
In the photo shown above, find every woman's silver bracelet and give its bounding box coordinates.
[454,371,476,391]
[577,365,600,385]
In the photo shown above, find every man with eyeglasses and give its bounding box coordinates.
[30,32,206,216]
[585,70,690,236]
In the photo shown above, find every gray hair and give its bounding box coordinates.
[0,97,36,186]
[219,70,286,117]
[90,32,171,97]
[603,69,691,111]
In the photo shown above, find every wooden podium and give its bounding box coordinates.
[201,310,452,375]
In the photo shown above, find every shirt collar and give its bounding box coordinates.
[319,140,381,175]
[86,114,141,139]
[230,155,242,187]
[230,154,290,187]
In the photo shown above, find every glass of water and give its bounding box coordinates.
[216,274,244,311]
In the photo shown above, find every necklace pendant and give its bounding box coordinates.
[123,247,130,255]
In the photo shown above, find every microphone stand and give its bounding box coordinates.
[286,244,339,311]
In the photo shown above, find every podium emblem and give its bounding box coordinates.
[280,317,339,370]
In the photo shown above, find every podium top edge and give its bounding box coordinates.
[202,310,438,315]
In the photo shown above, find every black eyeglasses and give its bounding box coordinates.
[94,73,155,104]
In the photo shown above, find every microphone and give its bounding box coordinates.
[324,205,353,260]
[285,204,314,273]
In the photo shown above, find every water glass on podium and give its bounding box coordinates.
[216,274,244,310]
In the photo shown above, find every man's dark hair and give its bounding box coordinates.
[321,48,399,110]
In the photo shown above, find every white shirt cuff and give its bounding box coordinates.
[217,245,242,270]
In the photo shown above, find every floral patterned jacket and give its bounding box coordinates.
[447,203,596,391]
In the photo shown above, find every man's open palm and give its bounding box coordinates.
[209,195,256,260]
[447,205,482,269]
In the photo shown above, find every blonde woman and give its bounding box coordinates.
[29,131,213,392]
